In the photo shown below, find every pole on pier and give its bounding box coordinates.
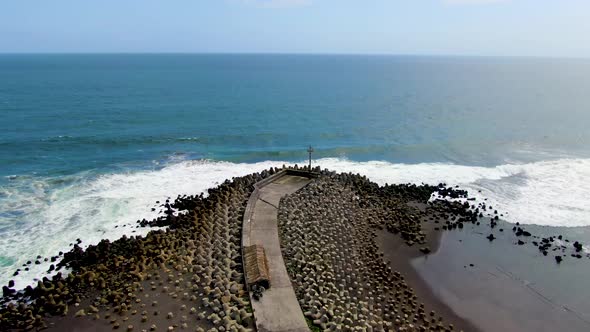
[307,145,314,171]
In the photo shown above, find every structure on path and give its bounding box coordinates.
[307,145,314,171]
[244,244,271,289]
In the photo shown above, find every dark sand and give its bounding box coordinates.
[45,269,215,331]
[379,211,590,332]
[377,202,481,332]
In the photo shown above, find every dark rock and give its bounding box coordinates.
[419,247,431,254]
[2,286,15,297]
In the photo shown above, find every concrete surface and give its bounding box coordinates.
[242,174,311,332]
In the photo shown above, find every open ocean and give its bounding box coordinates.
[1,54,590,289]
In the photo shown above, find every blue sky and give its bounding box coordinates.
[1,0,589,57]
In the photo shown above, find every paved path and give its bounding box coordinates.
[243,174,311,332]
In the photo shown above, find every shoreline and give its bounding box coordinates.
[410,220,590,332]
[1,168,278,331]
[2,167,590,331]
[376,202,481,332]
[277,173,476,331]
[3,156,590,293]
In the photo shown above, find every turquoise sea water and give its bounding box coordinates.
[1,54,590,288]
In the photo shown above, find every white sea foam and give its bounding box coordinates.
[318,157,590,227]
[1,157,589,289]
[0,160,287,290]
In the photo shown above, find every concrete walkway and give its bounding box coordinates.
[243,173,311,332]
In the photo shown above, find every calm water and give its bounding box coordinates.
[1,54,590,288]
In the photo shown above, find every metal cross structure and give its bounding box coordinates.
[307,145,314,171]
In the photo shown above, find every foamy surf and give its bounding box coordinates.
[1,157,589,289]
[317,157,590,227]
[0,159,290,290]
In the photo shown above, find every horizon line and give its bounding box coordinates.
[0,51,589,60]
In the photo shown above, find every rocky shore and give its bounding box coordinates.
[0,168,284,331]
[1,166,588,331]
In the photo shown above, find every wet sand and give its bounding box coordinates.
[376,202,481,332]
[380,214,590,332]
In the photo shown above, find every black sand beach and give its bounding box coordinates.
[410,221,590,332]
[376,220,480,332]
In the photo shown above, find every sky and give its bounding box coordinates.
[1,0,589,57]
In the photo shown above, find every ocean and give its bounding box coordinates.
[1,54,590,289]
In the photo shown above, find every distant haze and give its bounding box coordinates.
[1,0,590,57]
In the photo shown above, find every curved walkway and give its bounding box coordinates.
[242,172,311,332]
